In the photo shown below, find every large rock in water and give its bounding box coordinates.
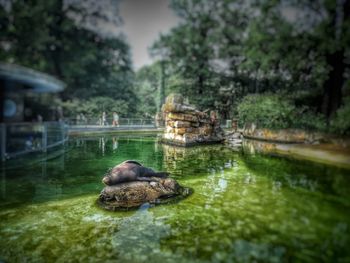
[98,177,191,211]
[161,93,224,146]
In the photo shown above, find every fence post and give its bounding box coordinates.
[60,122,65,142]
[42,122,47,152]
[1,124,6,162]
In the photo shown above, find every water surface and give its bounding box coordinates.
[0,135,349,262]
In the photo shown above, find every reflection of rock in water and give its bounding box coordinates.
[242,139,278,155]
[224,131,243,150]
[162,144,237,177]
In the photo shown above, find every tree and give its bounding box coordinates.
[152,0,221,110]
[151,0,264,118]
[134,63,161,117]
[240,0,350,120]
[0,0,137,116]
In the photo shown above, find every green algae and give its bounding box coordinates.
[0,135,349,262]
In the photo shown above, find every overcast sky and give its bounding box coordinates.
[119,0,180,69]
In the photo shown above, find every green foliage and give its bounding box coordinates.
[0,0,137,116]
[330,98,350,135]
[151,0,222,111]
[238,94,294,129]
[60,97,129,118]
[134,63,160,117]
[151,0,349,130]
[2,0,349,129]
[237,94,327,131]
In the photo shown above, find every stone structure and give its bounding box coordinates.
[98,177,191,211]
[243,123,324,144]
[98,160,191,210]
[161,94,224,146]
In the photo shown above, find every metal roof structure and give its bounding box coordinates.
[0,63,65,93]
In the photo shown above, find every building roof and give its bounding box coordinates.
[0,63,65,93]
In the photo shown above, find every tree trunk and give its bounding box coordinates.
[322,0,349,120]
[0,80,4,122]
[198,74,204,95]
[322,49,345,119]
[48,0,64,79]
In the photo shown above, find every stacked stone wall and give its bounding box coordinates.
[161,94,223,146]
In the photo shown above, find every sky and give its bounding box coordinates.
[118,0,180,69]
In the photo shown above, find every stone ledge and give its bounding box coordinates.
[243,126,324,144]
[160,137,223,147]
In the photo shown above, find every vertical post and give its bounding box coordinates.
[1,123,6,162]
[157,60,165,113]
[42,122,47,152]
[61,121,65,142]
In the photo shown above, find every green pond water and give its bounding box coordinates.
[0,135,350,262]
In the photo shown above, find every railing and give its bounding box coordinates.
[66,117,235,129]
[0,118,239,161]
[66,117,159,129]
[0,121,68,161]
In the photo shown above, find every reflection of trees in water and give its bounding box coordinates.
[241,141,350,199]
[161,144,237,177]
[112,137,118,151]
[69,136,163,169]
[0,154,66,208]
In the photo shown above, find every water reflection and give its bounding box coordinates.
[0,136,164,208]
[161,144,237,178]
[0,149,67,208]
[99,137,107,155]
[241,140,350,200]
[0,136,349,262]
[242,139,278,155]
[112,137,118,152]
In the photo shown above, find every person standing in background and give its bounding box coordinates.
[112,112,119,127]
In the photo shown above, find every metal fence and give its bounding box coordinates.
[66,117,158,128]
[0,122,68,161]
[66,117,234,129]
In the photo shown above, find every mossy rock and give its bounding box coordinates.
[97,178,193,211]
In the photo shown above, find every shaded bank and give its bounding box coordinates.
[242,139,350,170]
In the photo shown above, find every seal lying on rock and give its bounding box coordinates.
[98,160,192,210]
[102,160,169,186]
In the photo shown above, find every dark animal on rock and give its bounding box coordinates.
[102,160,169,186]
